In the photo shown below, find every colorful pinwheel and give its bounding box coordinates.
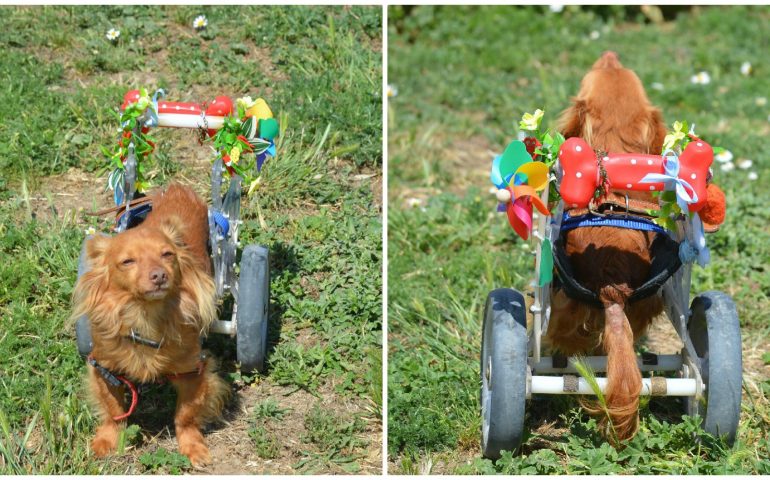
[490,139,551,240]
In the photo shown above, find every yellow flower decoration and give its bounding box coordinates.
[663,120,686,151]
[236,96,256,111]
[229,146,241,165]
[519,109,544,131]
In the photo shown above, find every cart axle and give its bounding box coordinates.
[528,375,701,397]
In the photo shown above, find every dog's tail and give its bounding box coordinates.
[587,287,641,443]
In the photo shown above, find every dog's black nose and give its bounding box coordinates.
[150,269,168,286]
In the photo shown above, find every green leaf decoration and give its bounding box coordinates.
[542,132,553,148]
[241,116,254,136]
[539,239,554,286]
[259,118,279,141]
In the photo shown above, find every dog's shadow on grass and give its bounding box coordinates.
[127,382,242,440]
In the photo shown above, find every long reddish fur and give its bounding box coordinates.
[546,52,667,442]
[71,184,228,466]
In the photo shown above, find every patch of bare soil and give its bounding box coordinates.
[16,167,113,224]
[642,311,769,386]
[444,134,495,195]
[144,382,381,475]
[641,313,683,354]
[391,130,495,210]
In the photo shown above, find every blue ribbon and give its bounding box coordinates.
[691,213,711,267]
[143,89,165,128]
[679,212,709,267]
[639,150,698,213]
[114,181,124,206]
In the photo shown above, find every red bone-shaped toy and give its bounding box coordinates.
[558,137,713,212]
[121,89,233,137]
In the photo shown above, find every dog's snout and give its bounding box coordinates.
[149,268,168,286]
[602,50,619,62]
[594,50,622,69]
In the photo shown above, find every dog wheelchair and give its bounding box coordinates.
[481,136,741,458]
[75,89,276,373]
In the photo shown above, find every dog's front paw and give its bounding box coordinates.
[91,435,117,457]
[180,442,212,467]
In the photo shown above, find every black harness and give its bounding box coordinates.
[87,332,205,421]
[552,213,682,306]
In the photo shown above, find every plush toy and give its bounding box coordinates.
[700,182,726,229]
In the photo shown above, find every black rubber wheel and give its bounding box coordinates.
[686,290,742,445]
[236,245,270,373]
[75,237,94,358]
[480,288,529,459]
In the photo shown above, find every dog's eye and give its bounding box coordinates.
[161,251,175,258]
[120,258,135,266]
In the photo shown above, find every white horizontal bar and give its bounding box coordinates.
[531,355,683,374]
[530,376,699,397]
[157,113,225,130]
[209,319,235,335]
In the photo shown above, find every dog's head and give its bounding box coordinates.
[86,218,186,302]
[558,51,666,154]
[72,216,215,335]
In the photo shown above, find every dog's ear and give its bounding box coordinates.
[558,98,588,140]
[72,234,118,333]
[645,107,667,154]
[85,234,111,266]
[159,215,188,249]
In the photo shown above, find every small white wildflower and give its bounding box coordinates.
[738,159,753,170]
[549,4,564,12]
[740,61,752,76]
[406,197,424,208]
[312,173,323,180]
[85,226,97,236]
[715,150,733,163]
[651,82,664,91]
[193,15,208,31]
[589,30,600,40]
[720,161,735,172]
[691,71,711,85]
[387,84,398,98]
[748,171,758,181]
[755,97,767,107]
[105,28,120,42]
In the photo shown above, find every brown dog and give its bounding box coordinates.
[546,51,667,442]
[72,183,228,466]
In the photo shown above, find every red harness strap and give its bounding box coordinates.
[112,376,139,421]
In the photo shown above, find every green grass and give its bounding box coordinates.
[388,5,770,474]
[0,5,381,474]
[295,403,368,474]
